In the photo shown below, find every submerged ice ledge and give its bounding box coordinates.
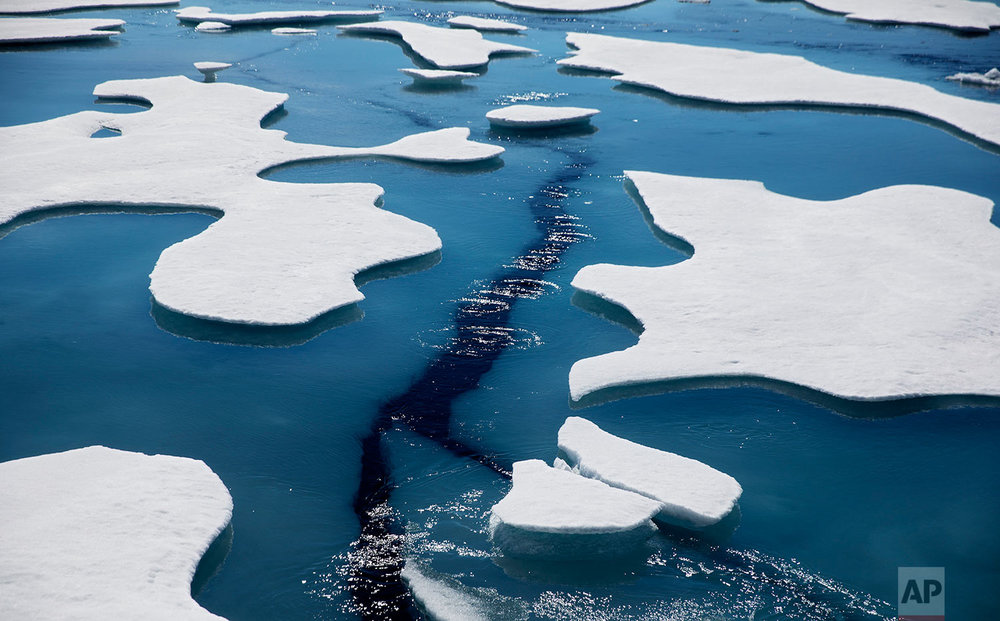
[569,171,1000,404]
[176,6,382,27]
[0,76,504,327]
[0,16,122,44]
[0,446,232,620]
[558,33,1000,150]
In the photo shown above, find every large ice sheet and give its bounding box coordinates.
[0,446,232,620]
[559,33,1000,149]
[176,6,381,27]
[0,76,504,326]
[795,0,1000,33]
[447,15,526,32]
[339,20,535,70]
[489,459,659,559]
[0,0,174,13]
[494,0,650,12]
[570,171,1000,403]
[558,417,741,528]
[0,16,121,43]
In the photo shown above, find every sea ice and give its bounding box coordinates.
[271,27,316,36]
[488,459,660,559]
[485,104,600,128]
[0,16,122,44]
[946,67,1000,88]
[194,20,228,32]
[401,563,489,621]
[176,5,381,27]
[447,15,527,32]
[193,61,231,82]
[339,20,535,70]
[494,0,650,12]
[558,417,741,528]
[559,33,1000,149]
[570,170,1000,404]
[792,0,1000,33]
[0,0,175,13]
[400,67,479,86]
[0,446,232,620]
[0,76,504,327]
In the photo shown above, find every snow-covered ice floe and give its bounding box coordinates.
[194,20,228,32]
[176,5,381,27]
[792,0,1000,33]
[400,67,479,86]
[0,0,175,13]
[558,417,741,528]
[559,33,1000,149]
[339,20,535,70]
[494,0,651,12]
[0,446,232,620]
[488,459,660,559]
[447,15,527,32]
[0,76,504,327]
[947,67,1000,88]
[193,61,231,82]
[401,563,489,621]
[569,170,1000,404]
[0,16,122,44]
[271,26,316,35]
[486,104,599,128]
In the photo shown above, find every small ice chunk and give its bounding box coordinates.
[400,67,479,86]
[400,563,489,621]
[0,17,123,45]
[193,61,231,82]
[271,27,316,35]
[194,20,229,32]
[447,15,527,32]
[946,67,1000,88]
[485,104,600,128]
[558,417,742,528]
[0,446,233,620]
[488,459,660,559]
[176,6,381,27]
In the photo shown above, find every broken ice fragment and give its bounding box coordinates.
[486,104,600,128]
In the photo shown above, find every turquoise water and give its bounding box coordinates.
[1,0,999,619]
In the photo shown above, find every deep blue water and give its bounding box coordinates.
[1,0,999,619]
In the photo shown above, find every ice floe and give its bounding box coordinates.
[339,20,535,70]
[176,5,381,27]
[558,417,741,528]
[794,0,1000,33]
[400,67,479,86]
[570,170,1000,404]
[193,61,231,82]
[194,20,228,32]
[559,33,1000,149]
[0,446,232,620]
[0,16,122,44]
[947,67,1000,88]
[494,0,650,12]
[0,76,503,327]
[448,15,527,32]
[489,459,660,559]
[486,104,599,128]
[0,0,175,13]
[401,563,489,621]
[271,26,316,36]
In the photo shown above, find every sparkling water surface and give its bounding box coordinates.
[1,0,998,619]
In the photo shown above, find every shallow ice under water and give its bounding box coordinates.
[1,0,999,619]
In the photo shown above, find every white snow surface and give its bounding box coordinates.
[271,26,316,35]
[558,417,742,528]
[490,459,660,534]
[447,15,526,32]
[0,446,232,620]
[485,104,599,127]
[400,67,479,84]
[947,67,1000,87]
[569,170,1000,403]
[494,0,650,12]
[0,0,175,13]
[559,32,1000,148]
[339,20,535,70]
[0,16,121,43]
[401,564,489,621]
[176,5,381,26]
[797,0,1000,32]
[0,76,504,326]
[194,20,228,31]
